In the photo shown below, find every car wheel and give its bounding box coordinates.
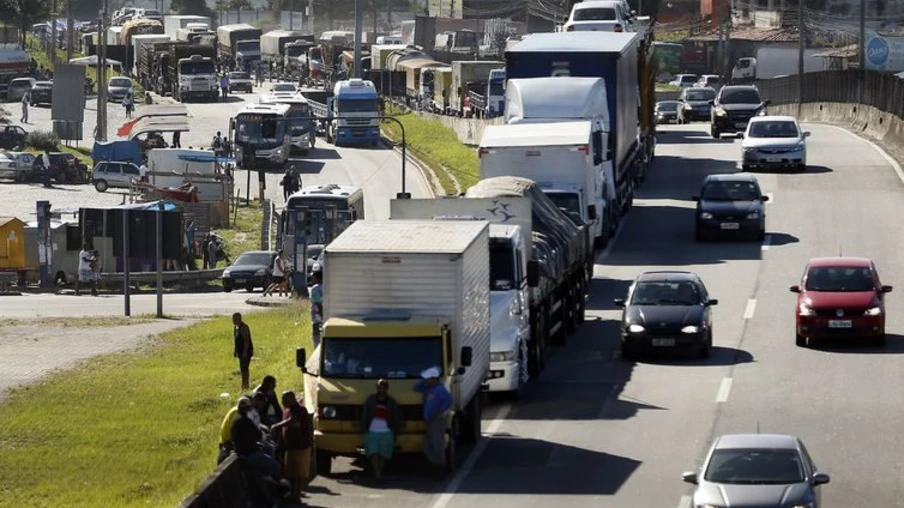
[796,333,807,347]
[94,180,108,192]
[246,283,255,292]
[741,164,750,172]
[875,334,886,347]
[223,284,233,293]
[699,333,712,359]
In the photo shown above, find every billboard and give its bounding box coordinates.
[865,32,904,72]
[51,64,87,141]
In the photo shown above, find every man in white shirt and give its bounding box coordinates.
[75,243,97,296]
[41,150,52,187]
[139,163,149,182]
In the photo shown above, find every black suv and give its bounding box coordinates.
[709,85,769,138]
[0,125,27,150]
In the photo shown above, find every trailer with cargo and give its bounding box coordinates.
[307,79,380,146]
[283,39,316,77]
[505,30,657,218]
[448,61,504,116]
[120,18,163,47]
[261,30,309,64]
[132,34,170,78]
[164,43,218,102]
[216,24,263,70]
[163,15,210,40]
[299,219,490,475]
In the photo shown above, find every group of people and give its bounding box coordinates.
[280,167,302,201]
[218,374,314,503]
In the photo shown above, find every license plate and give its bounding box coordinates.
[720,222,740,230]
[652,338,675,347]
[735,122,748,128]
[766,156,783,162]
[828,320,852,328]
[234,278,246,284]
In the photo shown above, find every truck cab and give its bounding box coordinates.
[175,54,218,102]
[235,39,261,71]
[468,68,506,118]
[328,79,381,147]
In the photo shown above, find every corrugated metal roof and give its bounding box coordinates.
[688,27,800,43]
[327,220,487,254]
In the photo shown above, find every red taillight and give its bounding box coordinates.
[566,25,575,31]
[576,145,589,153]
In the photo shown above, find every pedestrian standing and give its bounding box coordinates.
[280,170,294,201]
[262,250,288,297]
[41,150,52,188]
[91,249,102,292]
[362,379,400,481]
[172,130,181,148]
[20,91,29,123]
[233,312,254,390]
[414,367,453,480]
[309,270,323,348]
[270,391,313,500]
[208,237,220,269]
[139,162,149,183]
[220,73,229,101]
[75,243,97,296]
[123,90,134,119]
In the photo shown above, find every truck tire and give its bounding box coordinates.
[460,395,482,444]
[528,309,547,377]
[565,281,577,335]
[315,449,332,476]
[550,296,566,346]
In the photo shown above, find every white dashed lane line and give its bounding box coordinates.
[743,299,757,320]
[677,495,692,508]
[716,377,733,403]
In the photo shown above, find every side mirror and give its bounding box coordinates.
[682,471,698,484]
[526,260,539,287]
[692,195,700,201]
[587,204,597,221]
[707,299,719,306]
[812,472,830,486]
[759,195,769,202]
[803,131,811,137]
[738,132,745,138]
[460,346,473,367]
[789,285,801,293]
[295,347,307,371]
[707,99,714,105]
[613,298,625,308]
[881,285,893,293]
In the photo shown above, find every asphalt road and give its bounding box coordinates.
[300,122,904,508]
[0,291,264,318]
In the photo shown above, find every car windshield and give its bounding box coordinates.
[272,83,296,92]
[630,281,703,306]
[701,181,760,201]
[181,61,215,74]
[233,253,272,266]
[574,7,617,20]
[749,120,799,138]
[657,102,679,111]
[321,337,443,379]
[230,72,249,80]
[704,448,806,485]
[10,80,32,88]
[805,266,875,292]
[686,89,716,101]
[720,89,761,104]
[110,78,131,87]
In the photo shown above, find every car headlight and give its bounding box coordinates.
[255,268,266,276]
[319,406,337,419]
[683,104,692,110]
[715,108,727,116]
[789,144,805,152]
[757,109,767,116]
[222,269,231,277]
[700,212,713,219]
[627,324,645,333]
[789,503,815,508]
[864,306,882,316]
[681,325,699,334]
[490,350,517,362]
[745,211,759,219]
[799,304,815,316]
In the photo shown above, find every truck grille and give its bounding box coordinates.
[320,403,423,422]
[345,118,373,126]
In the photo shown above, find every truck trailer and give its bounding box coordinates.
[217,24,262,71]
[261,30,309,64]
[163,15,211,40]
[450,60,504,116]
[299,219,490,475]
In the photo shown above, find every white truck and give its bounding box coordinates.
[163,15,210,40]
[107,25,123,45]
[390,198,532,396]
[146,148,228,202]
[450,60,504,116]
[299,220,490,475]
[504,77,616,246]
[731,46,824,82]
[131,34,170,76]
[479,121,608,249]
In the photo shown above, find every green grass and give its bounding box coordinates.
[0,304,313,508]
[381,107,479,195]
[656,83,683,91]
[656,29,691,43]
[218,202,264,259]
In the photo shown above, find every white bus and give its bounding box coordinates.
[230,103,292,169]
[260,94,316,155]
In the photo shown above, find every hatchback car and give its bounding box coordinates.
[791,257,892,347]
[563,0,634,32]
[742,115,809,172]
[91,160,141,192]
[614,271,718,359]
[222,250,278,292]
[695,74,721,88]
[30,81,53,106]
[0,151,35,182]
[677,87,716,123]
[0,124,27,150]
[7,77,36,102]
[683,434,830,508]
[669,74,698,88]
[654,100,680,124]
[711,85,769,138]
[694,173,768,241]
[107,77,133,102]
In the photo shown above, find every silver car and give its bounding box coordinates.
[0,151,36,182]
[108,77,133,102]
[741,115,810,172]
[92,160,141,192]
[7,77,36,102]
[683,433,830,508]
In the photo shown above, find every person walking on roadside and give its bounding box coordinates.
[20,91,29,123]
[75,243,97,296]
[310,270,323,348]
[262,250,288,297]
[233,312,254,390]
[280,169,294,202]
[362,379,400,482]
[41,150,52,188]
[172,130,181,148]
[208,237,220,269]
[220,73,230,101]
[270,391,313,500]
[414,367,453,480]
[123,89,134,119]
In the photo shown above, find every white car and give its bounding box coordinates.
[0,151,36,182]
[563,0,634,32]
[269,82,298,98]
[696,74,722,88]
[669,74,698,88]
[741,115,810,172]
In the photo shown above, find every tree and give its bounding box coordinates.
[170,0,215,18]
[1,0,50,49]
[226,0,252,10]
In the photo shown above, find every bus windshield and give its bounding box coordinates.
[235,115,284,143]
[336,98,378,113]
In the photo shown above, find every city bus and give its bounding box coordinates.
[260,93,317,155]
[229,103,292,169]
[280,183,365,284]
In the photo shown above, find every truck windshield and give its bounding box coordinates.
[489,82,504,96]
[236,41,260,52]
[286,45,306,57]
[321,337,443,379]
[337,99,378,113]
[490,241,516,291]
[545,191,582,217]
[180,61,215,74]
[235,116,284,143]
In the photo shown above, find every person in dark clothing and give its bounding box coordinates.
[270,391,313,500]
[280,169,294,201]
[231,397,287,504]
[253,375,283,427]
[233,312,254,390]
[172,130,181,148]
[201,234,211,269]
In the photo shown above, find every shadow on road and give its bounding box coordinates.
[286,161,326,175]
[750,164,833,175]
[306,146,343,160]
[636,346,756,366]
[766,232,799,247]
[640,155,741,201]
[810,333,904,354]
[656,128,738,145]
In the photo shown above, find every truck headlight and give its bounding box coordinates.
[627,324,645,333]
[700,212,713,219]
[319,406,337,418]
[864,306,882,316]
[681,325,699,334]
[490,350,517,362]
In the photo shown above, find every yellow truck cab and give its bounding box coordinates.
[295,220,491,477]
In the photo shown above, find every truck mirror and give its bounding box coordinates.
[295,347,307,369]
[229,118,235,131]
[460,346,473,367]
[587,205,597,221]
[527,260,539,287]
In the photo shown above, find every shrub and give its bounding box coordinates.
[26,130,60,152]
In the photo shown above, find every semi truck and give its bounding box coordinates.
[463,176,592,376]
[479,120,608,250]
[299,219,490,475]
[505,30,657,217]
[261,30,309,66]
[165,44,218,102]
[307,79,381,146]
[467,68,506,118]
[389,197,533,395]
[283,38,316,77]
[504,77,617,245]
[163,15,210,40]
[216,24,262,71]
[131,34,170,77]
[0,45,33,99]
[120,18,163,47]
[450,61,504,116]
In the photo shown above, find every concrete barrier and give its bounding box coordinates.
[176,455,251,508]
[412,111,505,147]
[100,268,223,286]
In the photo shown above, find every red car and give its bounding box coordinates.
[790,257,893,347]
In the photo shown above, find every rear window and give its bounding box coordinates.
[10,79,32,88]
[110,78,131,87]
[720,88,761,104]
[574,7,617,20]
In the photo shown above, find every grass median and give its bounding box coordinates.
[381,108,479,195]
[0,304,313,507]
[218,202,264,260]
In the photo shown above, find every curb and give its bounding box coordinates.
[245,296,294,307]
[380,133,445,198]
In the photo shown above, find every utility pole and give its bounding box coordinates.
[797,0,805,114]
[722,0,731,81]
[353,0,362,78]
[66,0,74,62]
[859,0,866,103]
[717,0,724,79]
[372,0,377,38]
[50,4,58,67]
[99,0,109,141]
[96,8,104,141]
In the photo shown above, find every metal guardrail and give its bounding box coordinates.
[100,268,223,285]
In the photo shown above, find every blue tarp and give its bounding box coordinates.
[177,154,236,164]
[91,140,143,166]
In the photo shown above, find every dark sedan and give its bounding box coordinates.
[694,173,768,242]
[710,85,769,137]
[222,250,277,292]
[615,271,718,359]
[655,101,680,124]
[30,81,53,106]
[677,86,716,123]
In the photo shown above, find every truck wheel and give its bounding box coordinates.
[551,297,566,346]
[461,395,482,444]
[576,277,586,324]
[528,310,546,377]
[315,449,333,476]
[594,234,608,250]
[565,282,577,335]
[710,125,720,138]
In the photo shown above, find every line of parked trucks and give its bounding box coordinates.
[295,26,658,476]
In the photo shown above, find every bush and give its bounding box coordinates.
[26,130,60,152]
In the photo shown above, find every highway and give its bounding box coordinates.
[301,121,904,508]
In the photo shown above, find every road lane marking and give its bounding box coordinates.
[429,402,513,508]
[716,377,733,403]
[677,495,692,508]
[595,219,627,264]
[761,234,772,251]
[743,299,757,319]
